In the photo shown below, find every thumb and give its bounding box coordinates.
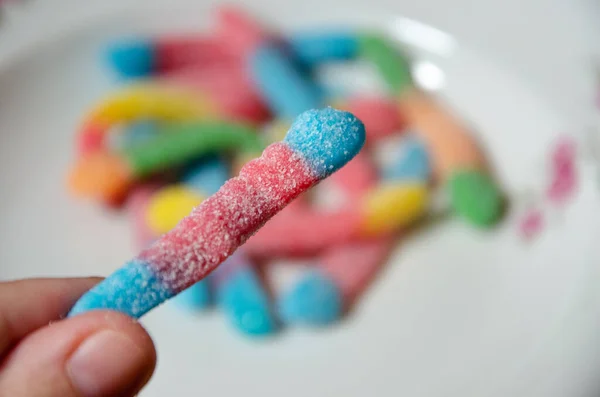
[0,311,156,397]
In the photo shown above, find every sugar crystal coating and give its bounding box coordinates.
[69,260,172,318]
[284,108,365,178]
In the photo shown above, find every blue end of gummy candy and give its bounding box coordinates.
[289,32,358,67]
[183,156,230,196]
[250,43,323,120]
[68,260,173,319]
[106,38,155,79]
[171,280,211,311]
[217,267,276,336]
[382,136,431,183]
[278,270,342,326]
[285,108,366,178]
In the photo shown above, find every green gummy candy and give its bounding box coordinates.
[358,34,413,93]
[448,170,504,227]
[123,122,265,177]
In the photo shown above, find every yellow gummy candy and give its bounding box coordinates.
[361,183,428,235]
[145,185,205,235]
[88,84,218,126]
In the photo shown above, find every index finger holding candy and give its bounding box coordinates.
[68,108,365,319]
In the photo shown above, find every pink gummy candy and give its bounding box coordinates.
[328,151,377,205]
[345,96,405,143]
[155,36,236,74]
[128,184,161,249]
[546,138,577,204]
[321,237,394,306]
[164,65,270,123]
[76,122,106,155]
[519,209,544,241]
[244,208,362,258]
[214,5,272,59]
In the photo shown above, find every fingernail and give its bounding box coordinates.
[67,330,151,397]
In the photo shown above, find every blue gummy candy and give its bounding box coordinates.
[289,32,358,67]
[285,108,366,178]
[278,270,342,326]
[382,136,431,183]
[217,267,276,336]
[250,43,323,120]
[183,156,230,196]
[106,38,155,79]
[171,279,211,311]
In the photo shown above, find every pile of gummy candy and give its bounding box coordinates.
[67,6,504,337]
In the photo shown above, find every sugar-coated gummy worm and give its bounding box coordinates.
[69,121,264,204]
[68,108,365,319]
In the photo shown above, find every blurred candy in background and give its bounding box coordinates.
[66,5,505,336]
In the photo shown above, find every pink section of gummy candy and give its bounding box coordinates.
[345,96,405,143]
[155,36,236,74]
[214,5,271,59]
[138,143,317,292]
[320,237,394,304]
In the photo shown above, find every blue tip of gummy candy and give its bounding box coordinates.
[217,267,276,336]
[106,39,155,79]
[278,270,343,326]
[68,260,174,319]
[171,279,212,311]
[284,108,366,178]
[289,32,359,67]
[250,43,323,120]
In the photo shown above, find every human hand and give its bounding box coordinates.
[0,278,156,396]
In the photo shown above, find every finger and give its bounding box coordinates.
[0,278,102,355]
[0,311,156,397]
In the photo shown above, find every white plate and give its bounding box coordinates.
[1,0,600,396]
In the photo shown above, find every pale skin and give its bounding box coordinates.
[0,278,156,397]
